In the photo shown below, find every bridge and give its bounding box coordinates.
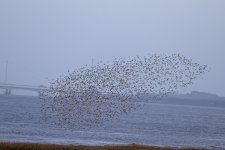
[0,83,49,95]
[0,60,49,95]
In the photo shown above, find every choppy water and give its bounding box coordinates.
[0,95,225,149]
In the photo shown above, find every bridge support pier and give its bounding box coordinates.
[5,89,11,95]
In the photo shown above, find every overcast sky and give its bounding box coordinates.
[0,0,225,96]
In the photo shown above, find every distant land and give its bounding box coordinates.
[131,91,225,108]
[0,91,224,108]
[155,91,225,108]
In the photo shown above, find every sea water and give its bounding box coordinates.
[0,95,225,149]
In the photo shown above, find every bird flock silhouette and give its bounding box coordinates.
[40,54,209,129]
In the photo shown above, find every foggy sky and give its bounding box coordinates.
[0,0,225,96]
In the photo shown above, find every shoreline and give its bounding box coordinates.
[0,141,209,150]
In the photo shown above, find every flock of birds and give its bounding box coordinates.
[39,54,209,129]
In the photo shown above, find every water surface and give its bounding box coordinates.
[0,95,225,149]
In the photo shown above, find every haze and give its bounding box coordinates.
[0,0,225,96]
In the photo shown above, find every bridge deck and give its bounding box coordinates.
[0,83,48,91]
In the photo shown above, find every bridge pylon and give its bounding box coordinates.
[5,89,11,95]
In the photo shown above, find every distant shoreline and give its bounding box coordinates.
[0,142,208,150]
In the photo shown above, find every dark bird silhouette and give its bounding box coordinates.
[39,54,209,129]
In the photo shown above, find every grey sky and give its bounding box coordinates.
[0,0,225,96]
